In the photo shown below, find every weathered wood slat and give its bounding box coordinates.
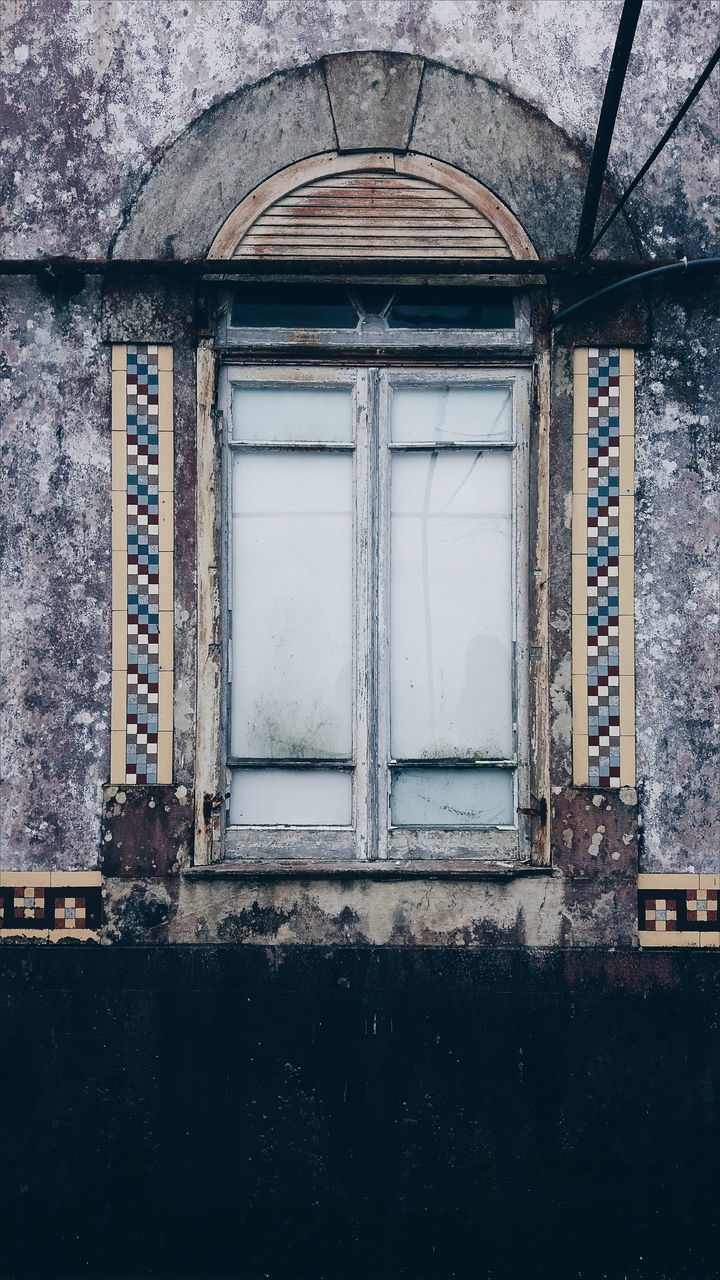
[237,246,513,258]
[242,229,506,241]
[233,169,512,260]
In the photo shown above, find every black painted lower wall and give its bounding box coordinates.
[1,947,718,1280]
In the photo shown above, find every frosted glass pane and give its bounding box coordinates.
[232,386,353,441]
[391,385,512,443]
[391,768,514,827]
[230,769,352,826]
[391,451,513,759]
[231,452,353,757]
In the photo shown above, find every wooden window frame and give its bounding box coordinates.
[194,308,550,874]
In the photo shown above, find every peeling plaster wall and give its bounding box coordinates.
[634,289,720,872]
[1,277,109,871]
[1,1,717,258]
[1,2,718,935]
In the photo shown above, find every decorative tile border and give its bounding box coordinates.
[572,347,635,788]
[638,874,720,947]
[0,873,102,942]
[111,344,174,784]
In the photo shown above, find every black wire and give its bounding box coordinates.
[590,41,720,254]
[551,257,720,327]
[576,0,644,259]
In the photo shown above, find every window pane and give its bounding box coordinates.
[387,287,515,330]
[231,385,353,442]
[391,768,514,827]
[391,450,513,759]
[391,385,512,443]
[230,769,352,826]
[230,451,353,757]
[231,284,358,329]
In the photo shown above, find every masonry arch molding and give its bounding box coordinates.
[112,52,636,262]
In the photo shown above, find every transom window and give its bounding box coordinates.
[219,364,532,862]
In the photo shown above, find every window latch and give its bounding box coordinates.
[517,796,547,823]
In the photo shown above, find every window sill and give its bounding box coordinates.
[185,860,553,881]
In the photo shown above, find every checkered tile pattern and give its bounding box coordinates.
[54,897,87,929]
[686,889,718,923]
[13,887,45,920]
[125,344,160,784]
[642,897,678,932]
[586,348,621,787]
[0,878,102,936]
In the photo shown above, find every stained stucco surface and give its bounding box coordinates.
[1,1,718,914]
[1,0,718,258]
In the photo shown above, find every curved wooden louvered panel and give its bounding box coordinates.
[233,172,513,259]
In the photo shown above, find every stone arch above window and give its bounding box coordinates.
[111,52,636,263]
[208,152,535,262]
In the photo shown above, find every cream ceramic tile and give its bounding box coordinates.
[699,874,720,891]
[619,375,634,433]
[111,490,127,549]
[573,733,589,787]
[619,615,634,675]
[638,931,700,948]
[111,610,127,671]
[112,550,128,610]
[159,492,174,552]
[618,434,635,497]
[0,929,50,942]
[158,553,174,612]
[110,730,127,784]
[49,871,102,887]
[111,670,127,733]
[158,371,173,430]
[158,431,174,492]
[618,556,634,615]
[156,731,173,784]
[572,675,589,737]
[573,348,589,377]
[618,496,634,556]
[111,344,127,372]
[0,872,51,886]
[48,930,100,943]
[571,495,588,554]
[573,379,590,433]
[619,348,634,377]
[638,873,700,889]
[111,431,127,491]
[573,436,588,495]
[572,616,588,675]
[699,933,720,948]
[572,553,588,615]
[158,670,174,732]
[158,611,174,671]
[111,371,127,432]
[158,345,173,372]
[619,675,635,738]
[619,735,635,787]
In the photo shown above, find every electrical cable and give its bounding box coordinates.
[551,256,720,327]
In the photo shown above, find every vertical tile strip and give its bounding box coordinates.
[572,347,635,788]
[110,344,173,784]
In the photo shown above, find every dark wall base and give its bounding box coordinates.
[1,947,718,1280]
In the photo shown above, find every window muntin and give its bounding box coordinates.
[220,286,530,351]
[221,365,531,863]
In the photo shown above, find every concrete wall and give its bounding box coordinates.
[1,2,718,944]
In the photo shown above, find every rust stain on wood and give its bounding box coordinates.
[234,173,512,260]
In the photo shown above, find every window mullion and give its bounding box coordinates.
[353,369,373,860]
[375,371,391,860]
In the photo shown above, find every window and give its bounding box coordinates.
[217,362,533,863]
